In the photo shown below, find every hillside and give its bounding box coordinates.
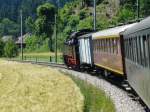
[0,0,73,22]
[58,0,150,38]
[0,0,73,37]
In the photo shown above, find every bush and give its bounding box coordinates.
[117,6,135,23]
[0,39,4,57]
[4,39,18,58]
[78,17,93,30]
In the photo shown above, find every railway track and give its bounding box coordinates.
[9,59,148,112]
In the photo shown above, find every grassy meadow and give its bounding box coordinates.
[14,52,63,63]
[0,59,84,112]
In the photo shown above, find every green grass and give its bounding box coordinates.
[65,74,116,112]
[12,52,64,63]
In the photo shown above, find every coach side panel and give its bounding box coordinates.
[93,37,125,76]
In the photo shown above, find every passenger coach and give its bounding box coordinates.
[122,17,150,108]
[91,24,136,77]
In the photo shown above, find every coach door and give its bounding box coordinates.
[79,36,93,66]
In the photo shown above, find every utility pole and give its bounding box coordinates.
[55,0,59,63]
[20,10,23,60]
[55,14,57,63]
[137,0,140,20]
[93,0,96,31]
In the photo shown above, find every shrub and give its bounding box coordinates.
[0,39,4,57]
[4,39,18,58]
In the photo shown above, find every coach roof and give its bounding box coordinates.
[123,16,150,36]
[92,23,137,39]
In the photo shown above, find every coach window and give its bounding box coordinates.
[128,38,130,59]
[128,38,131,60]
[146,34,150,68]
[95,40,97,53]
[132,38,135,62]
[147,34,150,68]
[105,39,107,53]
[110,39,112,53]
[140,36,145,66]
[106,38,108,53]
[106,39,108,53]
[96,40,98,53]
[143,35,147,67]
[101,39,103,52]
[109,39,111,53]
[135,36,138,64]
[148,34,150,68]
[135,37,138,63]
[113,39,115,54]
[129,38,132,61]
[138,36,142,65]
[113,38,116,54]
[106,39,109,53]
[103,39,105,52]
[133,37,136,62]
[108,38,110,53]
[127,38,130,59]
[99,40,101,52]
[112,38,114,54]
[98,40,100,52]
[109,39,112,53]
[124,39,127,58]
[125,39,128,58]
[93,40,95,51]
[144,35,149,67]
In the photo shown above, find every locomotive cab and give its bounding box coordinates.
[63,35,80,69]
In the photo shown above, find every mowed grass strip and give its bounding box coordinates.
[65,74,116,112]
[22,52,62,57]
[0,59,84,112]
[17,52,63,63]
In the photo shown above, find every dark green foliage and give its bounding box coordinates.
[0,18,19,37]
[25,35,39,52]
[0,39,4,57]
[25,17,35,33]
[143,0,150,17]
[4,39,18,58]
[35,3,56,52]
[117,6,135,23]
[78,17,93,30]
[35,2,56,37]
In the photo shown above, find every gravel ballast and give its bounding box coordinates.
[60,69,145,112]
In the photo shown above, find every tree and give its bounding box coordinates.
[4,39,18,58]
[25,16,35,33]
[0,18,19,37]
[144,0,150,17]
[35,3,56,52]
